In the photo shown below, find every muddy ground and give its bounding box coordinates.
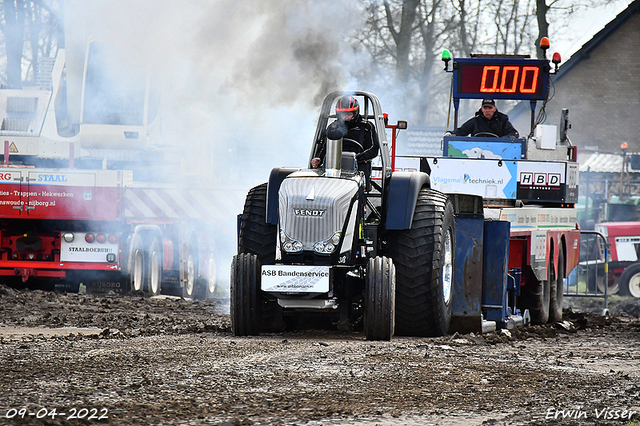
[0,285,639,426]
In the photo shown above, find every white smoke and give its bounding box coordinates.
[62,0,384,292]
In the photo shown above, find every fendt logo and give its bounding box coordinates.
[520,172,561,187]
[294,208,326,217]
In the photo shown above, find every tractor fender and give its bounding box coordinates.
[266,167,300,225]
[384,171,431,230]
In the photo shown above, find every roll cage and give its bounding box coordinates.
[310,91,393,188]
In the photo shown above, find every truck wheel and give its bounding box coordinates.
[549,245,565,322]
[521,270,550,324]
[182,251,197,300]
[231,253,260,336]
[387,189,454,337]
[194,253,217,300]
[238,183,277,265]
[364,256,396,341]
[619,263,640,298]
[146,238,162,296]
[206,253,217,299]
[128,234,145,294]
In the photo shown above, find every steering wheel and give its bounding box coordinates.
[473,132,500,138]
[342,137,364,154]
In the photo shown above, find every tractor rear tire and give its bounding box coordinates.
[619,263,640,298]
[549,245,565,322]
[238,183,277,265]
[231,253,261,336]
[364,256,396,341]
[521,268,550,324]
[387,189,455,337]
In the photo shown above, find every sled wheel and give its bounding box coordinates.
[521,267,551,325]
[231,253,261,336]
[364,256,396,341]
[146,238,162,296]
[387,188,455,336]
[619,263,640,298]
[128,234,145,294]
[238,183,277,265]
[549,245,565,322]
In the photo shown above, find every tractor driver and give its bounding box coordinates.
[452,98,519,138]
[311,95,380,184]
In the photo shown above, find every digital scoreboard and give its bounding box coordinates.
[453,58,550,100]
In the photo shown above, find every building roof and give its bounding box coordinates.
[397,126,445,156]
[578,151,640,173]
[554,0,640,82]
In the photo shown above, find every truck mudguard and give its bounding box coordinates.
[266,167,300,225]
[384,171,431,230]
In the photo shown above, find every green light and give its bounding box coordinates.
[442,50,452,61]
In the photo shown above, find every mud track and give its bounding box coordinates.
[0,285,639,425]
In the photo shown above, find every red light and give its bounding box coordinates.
[96,233,106,243]
[552,52,561,64]
[85,233,95,243]
[540,37,550,49]
[108,234,118,244]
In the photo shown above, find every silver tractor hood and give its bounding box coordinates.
[278,176,359,256]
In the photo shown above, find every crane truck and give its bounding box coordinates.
[0,10,239,298]
[231,39,580,339]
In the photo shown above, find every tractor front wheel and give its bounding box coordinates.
[364,256,396,341]
[231,253,261,336]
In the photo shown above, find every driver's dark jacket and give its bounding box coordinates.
[454,109,518,138]
[316,118,380,166]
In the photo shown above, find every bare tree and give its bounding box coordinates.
[0,0,60,88]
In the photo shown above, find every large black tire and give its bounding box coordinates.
[619,263,640,298]
[238,182,283,329]
[238,183,277,265]
[549,245,565,322]
[364,256,396,341]
[231,253,261,336]
[387,189,455,337]
[127,234,145,294]
[146,238,162,296]
[521,268,550,325]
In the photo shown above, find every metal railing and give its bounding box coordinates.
[564,230,611,316]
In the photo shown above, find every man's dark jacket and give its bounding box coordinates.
[454,109,518,138]
[316,118,380,166]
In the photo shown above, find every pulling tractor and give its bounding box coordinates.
[231,91,516,340]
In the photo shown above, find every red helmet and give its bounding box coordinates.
[335,95,359,122]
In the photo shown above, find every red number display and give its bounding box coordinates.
[479,66,538,93]
[456,61,546,99]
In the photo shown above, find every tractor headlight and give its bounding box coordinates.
[280,230,303,254]
[314,232,341,255]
